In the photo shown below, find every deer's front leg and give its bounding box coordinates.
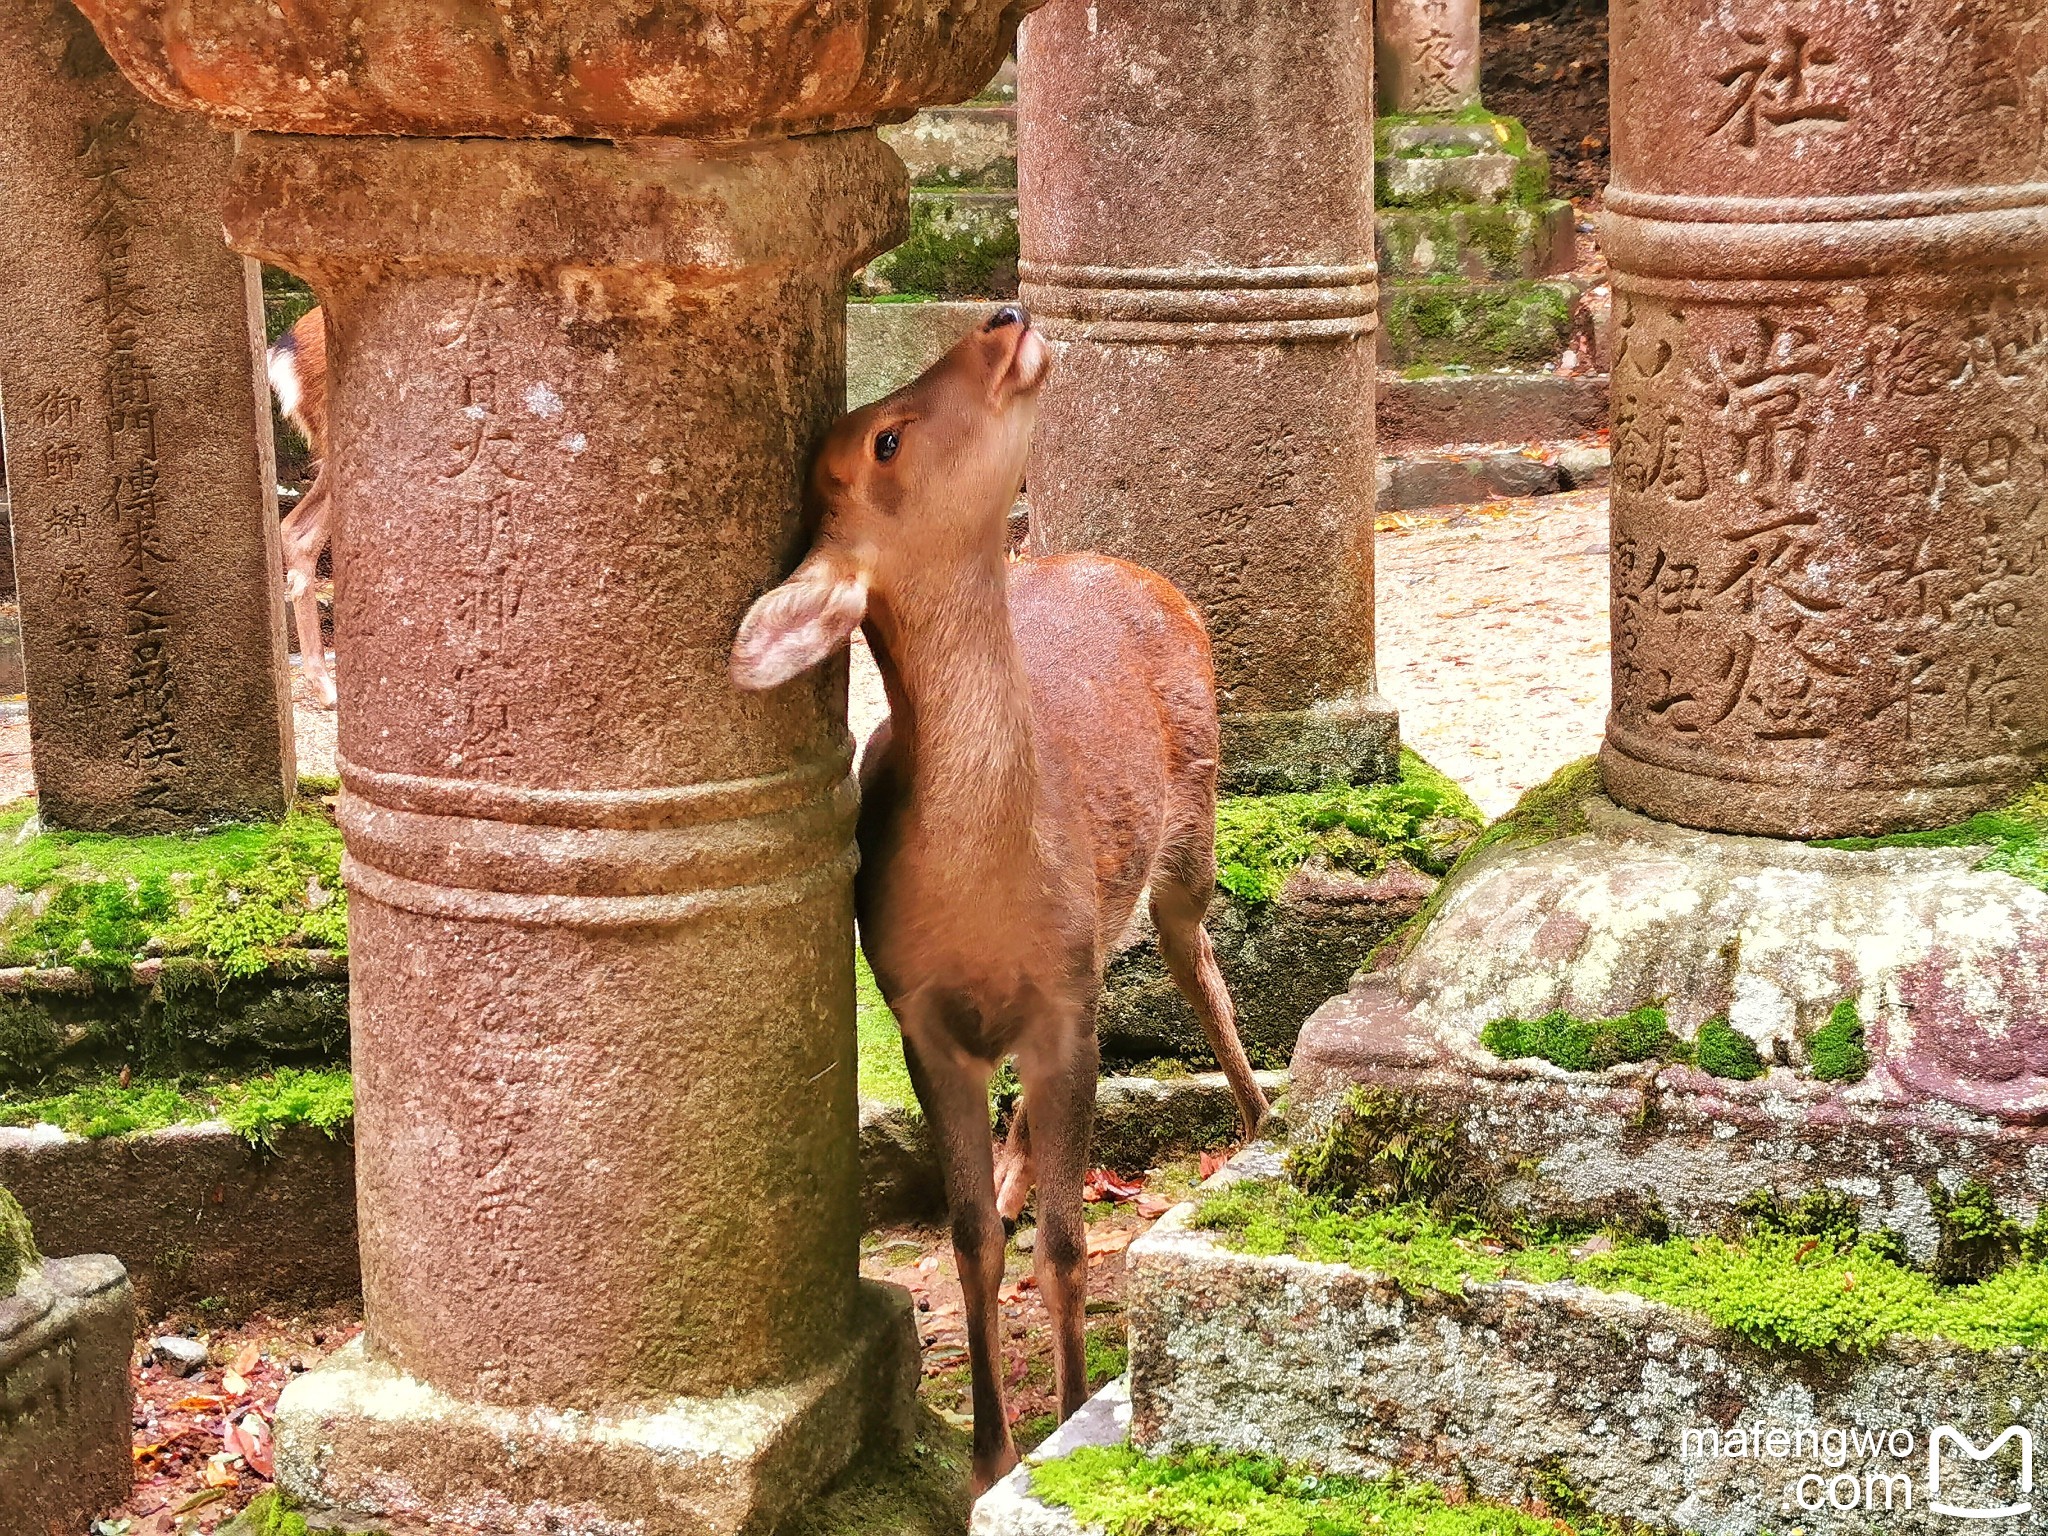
[901,1026,1017,1493]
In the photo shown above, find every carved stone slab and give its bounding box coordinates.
[0,1254,135,1532]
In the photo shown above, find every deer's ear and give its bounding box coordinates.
[730,553,869,691]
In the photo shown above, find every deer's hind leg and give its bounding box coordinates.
[1149,796,1269,1140]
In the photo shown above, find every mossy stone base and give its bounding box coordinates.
[1128,1191,2048,1536]
[858,189,1019,299]
[1102,867,1431,1069]
[1378,200,1575,281]
[0,963,348,1090]
[273,1280,919,1536]
[1218,697,1400,797]
[1377,278,1579,369]
[879,105,1016,189]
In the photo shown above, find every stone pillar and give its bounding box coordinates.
[0,0,293,833]
[69,1,1029,1527]
[1600,0,2048,839]
[1019,0,1396,795]
[1376,0,1480,115]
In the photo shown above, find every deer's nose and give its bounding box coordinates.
[986,304,1029,332]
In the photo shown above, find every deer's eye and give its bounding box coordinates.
[874,429,901,463]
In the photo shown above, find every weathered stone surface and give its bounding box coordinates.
[0,0,294,833]
[850,300,996,408]
[1377,370,1608,449]
[881,104,1018,187]
[1130,1199,2048,1536]
[860,187,1020,298]
[1601,0,2048,838]
[273,1280,919,1536]
[1379,450,1561,512]
[1378,202,1576,281]
[1101,864,1432,1066]
[1378,277,1579,370]
[1375,0,1479,114]
[1557,442,1611,490]
[0,1119,359,1310]
[1019,0,1398,793]
[72,0,1037,140]
[1289,790,2048,1244]
[0,1252,134,1533]
[149,1333,208,1375]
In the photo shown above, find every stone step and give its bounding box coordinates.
[1378,198,1576,280]
[1379,276,1581,369]
[1122,1164,2048,1536]
[1375,439,1608,511]
[880,104,1017,188]
[857,187,1019,299]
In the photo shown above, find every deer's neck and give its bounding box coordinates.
[866,555,1040,864]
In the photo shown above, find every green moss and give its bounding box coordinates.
[1192,1181,2048,1355]
[1375,105,1535,162]
[1284,1087,1462,1211]
[1694,1015,1766,1081]
[0,1067,353,1149]
[1481,1005,1678,1074]
[1215,749,1483,906]
[1034,1445,1606,1536]
[0,792,346,980]
[1931,1179,2026,1287]
[1380,279,1574,369]
[1811,776,2048,892]
[1808,1000,1870,1083]
[862,195,1019,299]
[856,952,918,1112]
[1085,1322,1130,1386]
[0,1184,37,1292]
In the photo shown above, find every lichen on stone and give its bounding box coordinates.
[1283,1086,1465,1212]
[0,1183,37,1293]
[1480,1004,1677,1073]
[1031,1444,1604,1536]
[1214,749,1483,906]
[1807,1000,1870,1083]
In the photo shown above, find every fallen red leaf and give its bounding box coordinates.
[231,1412,275,1478]
[1082,1169,1143,1203]
[1085,1226,1135,1261]
[1198,1148,1234,1181]
[998,1275,1037,1303]
[229,1342,262,1377]
[1135,1193,1173,1220]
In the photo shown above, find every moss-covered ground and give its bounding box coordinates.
[1214,750,1484,905]
[0,1183,36,1291]
[0,1066,354,1147]
[1813,775,2048,891]
[1193,1180,2048,1356]
[0,791,345,981]
[1034,1445,1610,1536]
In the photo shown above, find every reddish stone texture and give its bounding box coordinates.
[1600,0,2048,838]
[1018,0,1396,794]
[0,0,293,832]
[222,132,900,1412]
[1376,0,1480,115]
[73,0,1040,139]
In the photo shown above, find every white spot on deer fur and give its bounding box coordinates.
[524,383,564,419]
[267,350,301,419]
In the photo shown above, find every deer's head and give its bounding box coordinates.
[730,305,1050,690]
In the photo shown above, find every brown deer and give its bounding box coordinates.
[267,305,337,709]
[730,305,1269,1492]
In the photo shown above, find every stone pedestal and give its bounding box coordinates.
[1599,0,2048,839]
[1018,0,1397,794]
[0,1196,134,1534]
[1375,0,1478,115]
[69,1,1033,1528]
[0,0,294,832]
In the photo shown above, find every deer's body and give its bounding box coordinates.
[267,306,338,708]
[732,308,1265,1492]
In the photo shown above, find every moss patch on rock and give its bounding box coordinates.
[1033,1444,1605,1536]
[1811,775,2048,891]
[1807,1000,1870,1083]
[780,1407,973,1536]
[1378,278,1575,369]
[0,1183,37,1292]
[1193,1180,2048,1356]
[0,1066,354,1148]
[1285,1086,1463,1211]
[0,791,346,980]
[1694,1015,1765,1081]
[859,192,1019,299]
[1481,1004,1677,1074]
[1215,749,1482,905]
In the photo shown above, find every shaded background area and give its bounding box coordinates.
[1482,0,1609,202]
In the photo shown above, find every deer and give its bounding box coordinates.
[729,304,1269,1493]
[266,305,338,709]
